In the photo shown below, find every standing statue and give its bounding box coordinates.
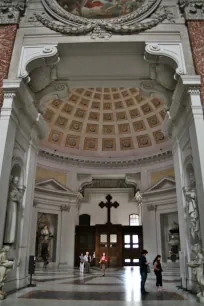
[135,190,142,206]
[40,225,52,241]
[4,176,24,244]
[0,246,14,300]
[183,188,201,242]
[188,243,204,303]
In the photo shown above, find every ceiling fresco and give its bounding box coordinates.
[56,0,146,18]
[41,88,171,158]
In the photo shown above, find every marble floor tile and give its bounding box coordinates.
[0,267,199,306]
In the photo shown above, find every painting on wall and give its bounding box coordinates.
[56,0,146,19]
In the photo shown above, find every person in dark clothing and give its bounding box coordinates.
[153,255,163,291]
[139,250,149,294]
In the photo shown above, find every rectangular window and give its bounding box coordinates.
[100,234,107,243]
[129,214,139,226]
[125,259,131,263]
[124,235,130,243]
[133,235,139,244]
[110,234,117,243]
[133,244,139,248]
[124,244,131,248]
[133,259,139,263]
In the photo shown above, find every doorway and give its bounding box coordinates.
[123,226,143,266]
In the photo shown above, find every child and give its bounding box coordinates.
[153,255,163,291]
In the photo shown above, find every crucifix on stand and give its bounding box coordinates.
[99,194,119,225]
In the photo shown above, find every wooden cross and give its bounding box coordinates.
[99,194,119,225]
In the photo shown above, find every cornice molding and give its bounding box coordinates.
[0,0,26,25]
[38,148,173,169]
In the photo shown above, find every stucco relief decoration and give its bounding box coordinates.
[183,187,201,242]
[188,243,204,304]
[34,0,174,38]
[0,0,26,25]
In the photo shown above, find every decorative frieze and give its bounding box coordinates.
[39,148,173,169]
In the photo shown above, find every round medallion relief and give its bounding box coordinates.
[68,137,77,146]
[56,0,146,19]
[122,140,131,148]
[105,141,113,149]
[156,132,165,141]
[52,133,59,142]
[73,122,80,130]
[88,141,95,149]
[140,137,148,145]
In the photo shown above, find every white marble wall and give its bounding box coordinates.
[79,190,139,225]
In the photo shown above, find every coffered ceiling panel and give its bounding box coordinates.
[41,88,171,158]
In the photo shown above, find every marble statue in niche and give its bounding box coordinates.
[183,188,201,242]
[4,176,24,245]
[36,215,54,264]
[0,246,14,300]
[57,0,146,19]
[188,243,204,303]
[183,165,200,242]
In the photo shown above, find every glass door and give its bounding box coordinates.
[123,226,143,266]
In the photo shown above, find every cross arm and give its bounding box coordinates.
[99,201,105,208]
[113,201,119,208]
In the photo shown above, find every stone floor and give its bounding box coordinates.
[0,267,199,306]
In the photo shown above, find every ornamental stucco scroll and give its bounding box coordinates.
[34,0,174,38]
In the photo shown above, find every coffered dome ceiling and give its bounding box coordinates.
[41,88,171,158]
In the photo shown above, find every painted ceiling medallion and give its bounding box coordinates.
[35,0,173,37]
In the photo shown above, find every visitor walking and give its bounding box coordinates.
[139,250,149,294]
[99,252,108,276]
[79,253,84,273]
[153,255,163,291]
[84,251,91,273]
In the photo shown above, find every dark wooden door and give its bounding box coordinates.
[95,224,123,267]
[123,226,143,266]
[75,226,95,266]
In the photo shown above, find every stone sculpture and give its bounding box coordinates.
[4,176,24,244]
[135,190,142,206]
[183,187,201,242]
[188,243,204,303]
[0,246,14,300]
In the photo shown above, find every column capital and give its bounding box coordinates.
[163,75,201,136]
[3,79,48,140]
[61,205,70,212]
[0,0,26,25]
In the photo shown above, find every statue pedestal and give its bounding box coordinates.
[197,293,204,304]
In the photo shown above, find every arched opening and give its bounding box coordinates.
[79,214,91,226]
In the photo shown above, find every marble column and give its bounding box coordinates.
[188,88,204,246]
[59,205,78,267]
[0,92,18,247]
[164,75,204,288]
[16,132,39,288]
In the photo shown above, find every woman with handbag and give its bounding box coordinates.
[99,252,108,276]
[153,255,163,291]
